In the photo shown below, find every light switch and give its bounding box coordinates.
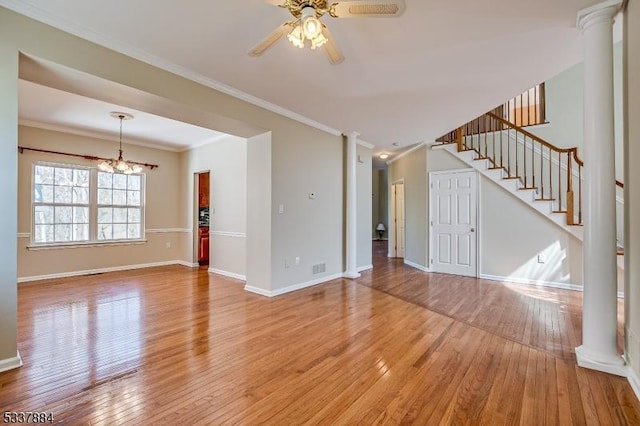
[278,204,285,214]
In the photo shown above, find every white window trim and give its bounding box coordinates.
[29,161,146,249]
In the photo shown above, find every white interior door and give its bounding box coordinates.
[395,182,405,258]
[430,171,477,277]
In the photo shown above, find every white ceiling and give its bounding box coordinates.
[3,0,604,154]
[19,80,229,151]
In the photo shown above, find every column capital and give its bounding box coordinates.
[344,131,360,140]
[577,0,621,32]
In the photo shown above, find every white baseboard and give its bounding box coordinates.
[18,260,195,283]
[243,285,272,297]
[480,273,582,292]
[0,351,23,373]
[245,272,344,298]
[628,366,640,402]
[575,345,628,377]
[479,274,625,299]
[208,268,246,282]
[176,260,199,268]
[357,264,373,273]
[404,259,430,272]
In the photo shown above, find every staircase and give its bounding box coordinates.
[435,108,625,248]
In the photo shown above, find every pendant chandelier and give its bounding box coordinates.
[98,112,144,175]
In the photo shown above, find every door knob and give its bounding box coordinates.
[470,228,475,232]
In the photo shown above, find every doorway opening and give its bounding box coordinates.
[195,171,210,266]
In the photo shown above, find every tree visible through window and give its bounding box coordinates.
[97,172,142,240]
[33,164,90,243]
[32,163,144,245]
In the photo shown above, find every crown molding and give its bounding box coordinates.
[1,1,344,138]
[386,142,427,165]
[19,119,183,152]
[357,139,375,149]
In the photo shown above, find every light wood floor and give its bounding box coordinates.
[1,241,638,425]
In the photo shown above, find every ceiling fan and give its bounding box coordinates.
[249,0,406,65]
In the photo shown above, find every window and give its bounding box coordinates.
[32,162,144,246]
[97,172,142,240]
[506,82,546,127]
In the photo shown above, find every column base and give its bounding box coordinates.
[343,271,361,279]
[576,345,627,376]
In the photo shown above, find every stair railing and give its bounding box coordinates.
[439,111,585,225]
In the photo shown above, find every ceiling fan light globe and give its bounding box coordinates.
[310,33,328,50]
[287,26,305,48]
[302,16,322,39]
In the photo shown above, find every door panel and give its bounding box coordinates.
[431,171,477,277]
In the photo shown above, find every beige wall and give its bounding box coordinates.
[480,175,582,286]
[181,135,247,278]
[527,42,623,181]
[16,126,184,279]
[388,146,427,268]
[245,133,272,293]
[0,35,18,364]
[356,145,372,269]
[624,0,640,383]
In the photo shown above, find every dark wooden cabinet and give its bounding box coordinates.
[198,173,209,208]
[198,227,209,265]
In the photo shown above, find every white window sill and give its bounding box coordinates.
[27,239,147,251]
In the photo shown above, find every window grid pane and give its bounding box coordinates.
[33,164,91,244]
[96,171,143,241]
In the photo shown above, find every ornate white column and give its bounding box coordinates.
[344,131,361,279]
[575,0,625,376]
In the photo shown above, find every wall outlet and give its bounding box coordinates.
[295,256,300,265]
[537,254,545,264]
[278,204,285,214]
[165,242,171,249]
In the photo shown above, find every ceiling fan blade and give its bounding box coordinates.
[321,25,344,65]
[249,23,292,57]
[329,0,406,18]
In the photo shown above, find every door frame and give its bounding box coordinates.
[193,170,211,265]
[428,169,480,277]
[389,178,405,258]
